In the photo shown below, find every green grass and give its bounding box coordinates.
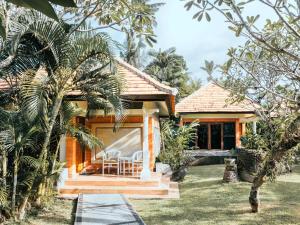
[131,165,300,225]
[6,198,74,225]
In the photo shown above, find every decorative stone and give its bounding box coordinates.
[223,158,238,182]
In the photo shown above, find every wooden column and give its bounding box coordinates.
[148,117,155,171]
[66,136,77,178]
[235,121,241,148]
[208,124,211,150]
[221,123,224,150]
[241,123,246,136]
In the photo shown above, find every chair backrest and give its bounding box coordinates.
[105,149,121,160]
[132,151,143,161]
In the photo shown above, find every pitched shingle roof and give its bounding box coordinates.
[116,59,177,96]
[176,82,257,113]
[0,59,178,97]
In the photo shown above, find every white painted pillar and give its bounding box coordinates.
[253,121,257,135]
[140,109,151,180]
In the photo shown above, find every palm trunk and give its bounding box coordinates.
[51,137,62,174]
[18,94,64,220]
[11,157,18,215]
[2,152,7,187]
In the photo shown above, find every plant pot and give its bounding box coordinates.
[155,162,172,175]
[171,166,187,181]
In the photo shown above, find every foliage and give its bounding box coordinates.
[144,47,201,100]
[158,120,197,171]
[0,7,128,221]
[120,28,147,69]
[184,0,300,213]
[5,0,76,22]
[60,0,162,46]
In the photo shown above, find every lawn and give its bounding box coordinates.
[6,198,75,225]
[131,165,300,225]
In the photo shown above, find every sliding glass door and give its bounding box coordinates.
[197,122,236,150]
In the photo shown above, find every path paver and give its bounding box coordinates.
[75,194,146,225]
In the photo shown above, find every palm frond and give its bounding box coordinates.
[20,68,49,123]
[20,155,40,169]
[67,124,103,150]
[0,186,8,206]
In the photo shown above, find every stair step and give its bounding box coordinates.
[59,186,169,195]
[64,180,159,187]
[169,182,179,189]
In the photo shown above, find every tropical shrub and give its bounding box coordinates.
[0,10,122,221]
[158,120,197,180]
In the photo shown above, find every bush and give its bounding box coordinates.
[158,120,197,180]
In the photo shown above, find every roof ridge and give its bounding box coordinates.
[116,58,178,96]
[176,81,257,113]
[176,82,214,106]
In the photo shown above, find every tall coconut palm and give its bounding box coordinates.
[144,47,191,100]
[120,29,146,69]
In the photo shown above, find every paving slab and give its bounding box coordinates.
[75,194,145,225]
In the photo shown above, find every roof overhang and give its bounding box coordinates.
[179,112,258,120]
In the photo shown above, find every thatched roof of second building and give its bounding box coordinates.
[176,83,257,114]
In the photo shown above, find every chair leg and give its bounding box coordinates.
[132,162,134,176]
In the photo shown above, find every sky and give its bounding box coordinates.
[111,0,276,84]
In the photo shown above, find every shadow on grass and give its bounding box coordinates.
[71,198,78,225]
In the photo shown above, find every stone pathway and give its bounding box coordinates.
[75,194,146,225]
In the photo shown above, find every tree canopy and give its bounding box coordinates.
[144,47,201,100]
[184,0,300,213]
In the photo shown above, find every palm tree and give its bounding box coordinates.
[120,29,146,69]
[0,108,40,215]
[0,10,124,220]
[144,47,191,100]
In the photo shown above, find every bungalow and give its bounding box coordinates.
[56,59,179,198]
[0,59,179,198]
[59,59,177,180]
[176,83,258,150]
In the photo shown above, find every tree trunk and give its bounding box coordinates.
[248,160,271,213]
[249,180,262,212]
[11,157,18,215]
[18,94,64,220]
[2,152,7,187]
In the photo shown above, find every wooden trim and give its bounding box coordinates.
[179,111,255,115]
[87,116,143,124]
[208,124,211,149]
[221,123,224,150]
[182,118,238,123]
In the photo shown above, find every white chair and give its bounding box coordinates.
[131,151,143,176]
[102,149,121,175]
